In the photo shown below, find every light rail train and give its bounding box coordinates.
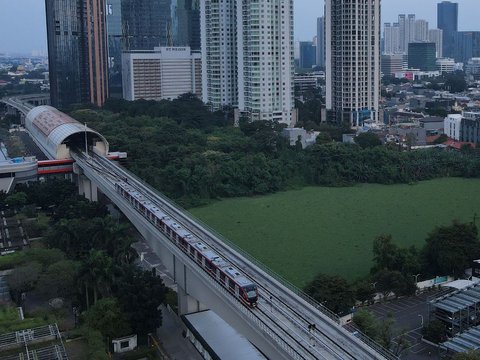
[115,181,259,307]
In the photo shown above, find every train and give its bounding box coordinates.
[115,181,259,307]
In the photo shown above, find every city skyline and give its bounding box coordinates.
[1,0,480,54]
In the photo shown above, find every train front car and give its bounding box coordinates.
[242,283,259,307]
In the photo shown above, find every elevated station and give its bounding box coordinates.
[25,105,109,160]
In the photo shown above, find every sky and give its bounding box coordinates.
[0,0,479,54]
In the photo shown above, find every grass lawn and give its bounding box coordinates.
[189,178,480,287]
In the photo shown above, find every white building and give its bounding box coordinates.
[428,29,443,58]
[326,0,380,126]
[398,14,416,54]
[122,47,202,101]
[444,114,462,140]
[384,23,401,55]
[414,20,429,42]
[436,58,456,73]
[465,58,480,81]
[200,0,296,126]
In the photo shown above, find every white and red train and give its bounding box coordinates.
[115,181,259,307]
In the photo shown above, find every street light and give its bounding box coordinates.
[418,314,424,327]
[413,273,421,284]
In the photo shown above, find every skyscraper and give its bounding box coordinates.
[106,0,123,96]
[414,20,429,42]
[326,0,381,126]
[316,17,325,68]
[121,0,173,50]
[437,1,458,58]
[299,41,316,70]
[384,22,400,54]
[201,0,296,125]
[46,0,109,108]
[398,14,416,54]
[428,29,444,58]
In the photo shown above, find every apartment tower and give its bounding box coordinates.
[316,16,325,68]
[201,0,296,126]
[46,0,108,108]
[326,0,381,126]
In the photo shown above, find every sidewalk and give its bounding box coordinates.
[156,305,203,360]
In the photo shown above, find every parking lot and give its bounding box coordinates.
[365,289,451,359]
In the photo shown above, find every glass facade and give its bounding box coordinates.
[408,42,437,71]
[106,0,123,96]
[437,1,458,58]
[45,0,84,109]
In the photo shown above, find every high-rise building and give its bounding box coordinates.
[299,41,316,70]
[384,22,400,54]
[414,20,429,42]
[316,17,325,68]
[428,29,443,58]
[453,31,480,63]
[437,1,458,58]
[122,47,202,101]
[408,42,437,71]
[201,0,296,125]
[106,0,123,96]
[121,0,172,50]
[398,14,416,54]
[326,0,381,126]
[46,0,109,109]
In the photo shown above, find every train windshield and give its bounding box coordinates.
[244,285,257,299]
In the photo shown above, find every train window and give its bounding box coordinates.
[228,279,235,290]
[220,272,226,284]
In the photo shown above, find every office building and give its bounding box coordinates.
[436,58,455,73]
[408,42,437,71]
[46,0,109,108]
[299,41,316,70]
[384,23,401,54]
[106,0,123,96]
[453,31,480,63]
[466,58,480,81]
[201,0,296,125]
[122,47,201,101]
[437,1,458,58]
[381,54,404,76]
[326,0,381,126]
[316,17,325,68]
[429,29,443,58]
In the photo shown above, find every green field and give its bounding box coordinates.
[189,178,480,287]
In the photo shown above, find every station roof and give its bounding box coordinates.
[25,105,108,159]
[183,310,266,360]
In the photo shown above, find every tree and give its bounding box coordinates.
[36,260,80,299]
[354,132,382,149]
[422,320,447,343]
[7,262,42,304]
[422,221,480,277]
[84,298,131,341]
[372,235,398,272]
[113,266,166,338]
[353,309,379,339]
[374,269,416,298]
[79,250,113,308]
[453,351,480,360]
[304,273,355,315]
[5,192,27,208]
[354,280,376,305]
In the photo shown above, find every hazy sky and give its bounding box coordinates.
[0,0,479,54]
